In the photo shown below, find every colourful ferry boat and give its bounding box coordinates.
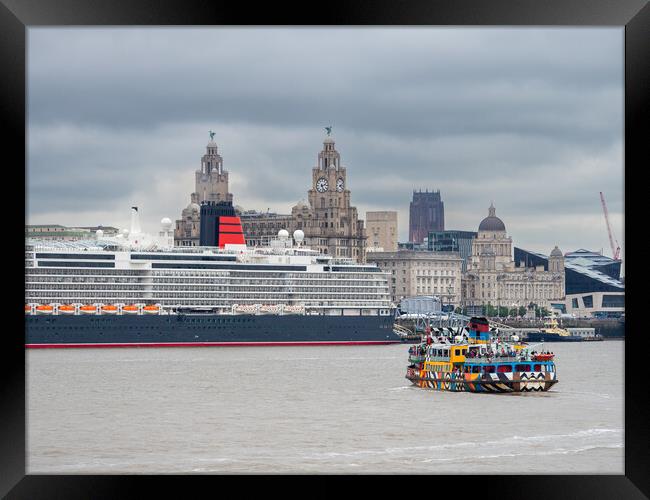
[405,317,558,393]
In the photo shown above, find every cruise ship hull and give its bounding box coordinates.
[25,314,400,348]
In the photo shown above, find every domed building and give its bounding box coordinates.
[469,203,513,271]
[174,134,234,246]
[462,204,565,312]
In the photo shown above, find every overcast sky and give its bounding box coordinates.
[27,27,624,259]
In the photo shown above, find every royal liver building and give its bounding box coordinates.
[289,131,367,262]
[174,133,233,246]
[239,130,367,262]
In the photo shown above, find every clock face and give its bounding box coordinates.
[316,177,329,192]
[336,178,344,192]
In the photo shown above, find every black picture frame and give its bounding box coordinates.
[2,0,646,497]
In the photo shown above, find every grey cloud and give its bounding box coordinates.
[26,27,623,256]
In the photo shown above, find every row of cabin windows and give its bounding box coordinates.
[429,348,468,358]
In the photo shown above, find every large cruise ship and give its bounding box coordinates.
[25,208,399,348]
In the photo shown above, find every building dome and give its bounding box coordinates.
[187,202,200,213]
[324,136,335,144]
[550,246,563,257]
[478,203,506,232]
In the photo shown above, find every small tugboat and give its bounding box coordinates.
[526,318,582,342]
[406,317,558,393]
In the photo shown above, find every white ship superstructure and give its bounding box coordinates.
[25,218,392,317]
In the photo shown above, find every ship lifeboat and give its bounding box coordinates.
[58,304,76,315]
[259,304,281,315]
[35,305,54,314]
[233,304,258,314]
[25,304,32,314]
[101,305,118,314]
[533,353,555,361]
[79,305,98,314]
[122,304,139,314]
[142,305,160,315]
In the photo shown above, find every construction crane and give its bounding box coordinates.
[599,192,621,260]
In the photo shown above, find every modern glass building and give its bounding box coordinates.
[563,249,621,280]
[428,230,477,272]
[514,247,624,317]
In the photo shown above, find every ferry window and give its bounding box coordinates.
[454,349,460,356]
[483,365,495,373]
[497,365,511,373]
[533,364,542,372]
[515,364,531,372]
[471,366,481,373]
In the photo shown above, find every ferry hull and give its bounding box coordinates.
[25,313,400,348]
[405,369,558,393]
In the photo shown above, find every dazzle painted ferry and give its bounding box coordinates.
[406,317,558,393]
[25,207,399,348]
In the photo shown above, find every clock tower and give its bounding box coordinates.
[294,130,367,262]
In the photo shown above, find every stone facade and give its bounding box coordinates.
[294,135,366,261]
[174,137,234,246]
[462,204,565,310]
[241,135,368,262]
[366,250,463,306]
[239,211,294,247]
[366,211,398,252]
[174,133,367,261]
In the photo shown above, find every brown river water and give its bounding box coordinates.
[27,340,624,474]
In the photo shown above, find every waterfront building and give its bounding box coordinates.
[514,247,624,318]
[366,250,462,306]
[239,210,294,247]
[398,241,428,251]
[563,249,621,280]
[293,133,366,261]
[25,224,119,241]
[174,134,233,247]
[79,226,120,237]
[366,211,398,252]
[409,189,444,243]
[175,131,367,262]
[462,204,565,311]
[428,230,477,272]
[237,133,368,262]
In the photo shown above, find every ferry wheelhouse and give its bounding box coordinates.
[406,317,558,393]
